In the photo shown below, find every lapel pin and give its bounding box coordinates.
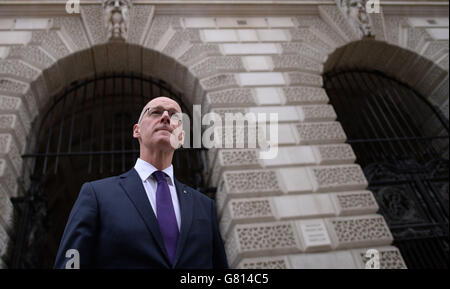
[183,190,187,194]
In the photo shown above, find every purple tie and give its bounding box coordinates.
[153,170,179,264]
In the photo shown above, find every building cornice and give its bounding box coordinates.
[0,1,447,17]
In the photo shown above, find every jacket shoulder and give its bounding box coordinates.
[180,183,214,204]
[85,175,121,191]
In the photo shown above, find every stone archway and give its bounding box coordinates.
[0,8,205,266]
[0,1,448,269]
[10,42,207,268]
[324,39,449,155]
[318,7,449,269]
[324,39,448,116]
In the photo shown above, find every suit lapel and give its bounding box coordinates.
[118,168,170,264]
[172,178,194,268]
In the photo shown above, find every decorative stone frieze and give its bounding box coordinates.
[296,122,347,144]
[308,164,368,192]
[327,215,393,249]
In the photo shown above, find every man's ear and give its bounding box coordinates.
[178,129,185,147]
[133,123,140,139]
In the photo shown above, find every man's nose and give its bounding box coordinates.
[160,111,171,123]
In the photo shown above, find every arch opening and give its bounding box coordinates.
[324,69,449,269]
[12,73,211,269]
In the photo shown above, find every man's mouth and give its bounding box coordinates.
[156,128,172,133]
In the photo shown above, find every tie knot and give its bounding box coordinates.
[152,170,167,183]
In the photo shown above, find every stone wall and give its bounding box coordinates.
[0,1,448,268]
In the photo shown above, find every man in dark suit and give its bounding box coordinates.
[54,96,228,269]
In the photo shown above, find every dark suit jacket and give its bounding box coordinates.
[54,168,229,269]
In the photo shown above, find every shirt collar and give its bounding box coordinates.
[134,158,174,186]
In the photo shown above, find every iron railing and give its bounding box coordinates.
[324,70,449,269]
[11,73,213,268]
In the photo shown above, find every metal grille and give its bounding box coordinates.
[324,70,449,269]
[11,73,212,268]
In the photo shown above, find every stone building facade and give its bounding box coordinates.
[0,0,448,269]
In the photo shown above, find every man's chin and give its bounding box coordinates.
[151,138,177,150]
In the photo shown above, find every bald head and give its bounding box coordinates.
[138,96,182,124]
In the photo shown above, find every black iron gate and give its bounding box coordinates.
[324,70,449,269]
[11,73,213,268]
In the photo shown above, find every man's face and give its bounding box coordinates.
[133,97,184,152]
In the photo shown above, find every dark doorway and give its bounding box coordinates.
[11,73,212,268]
[324,70,449,269]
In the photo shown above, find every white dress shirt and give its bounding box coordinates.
[133,158,181,231]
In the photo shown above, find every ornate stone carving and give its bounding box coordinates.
[0,186,14,231]
[231,198,274,220]
[227,222,300,265]
[0,95,21,111]
[0,78,28,96]
[0,123,22,175]
[0,158,18,197]
[289,28,333,52]
[402,55,434,86]
[81,3,108,44]
[309,164,368,192]
[334,191,378,215]
[429,75,449,106]
[178,44,221,66]
[222,170,281,195]
[103,0,132,42]
[368,10,385,41]
[220,149,260,167]
[127,5,154,45]
[383,16,408,46]
[318,5,358,41]
[336,0,373,38]
[31,31,71,60]
[200,73,238,91]
[422,41,449,61]
[0,116,26,154]
[328,215,393,248]
[0,134,11,155]
[0,59,40,82]
[220,197,275,237]
[314,143,356,164]
[0,223,9,257]
[407,27,428,53]
[205,88,255,109]
[283,87,329,104]
[162,30,196,58]
[145,16,180,49]
[417,65,447,98]
[300,104,336,122]
[53,16,91,51]
[238,256,289,269]
[293,16,346,47]
[209,107,248,120]
[6,45,54,70]
[190,56,245,79]
[286,71,323,87]
[272,55,323,74]
[296,122,347,144]
[210,148,261,186]
[280,42,327,63]
[437,54,448,71]
[358,247,407,269]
